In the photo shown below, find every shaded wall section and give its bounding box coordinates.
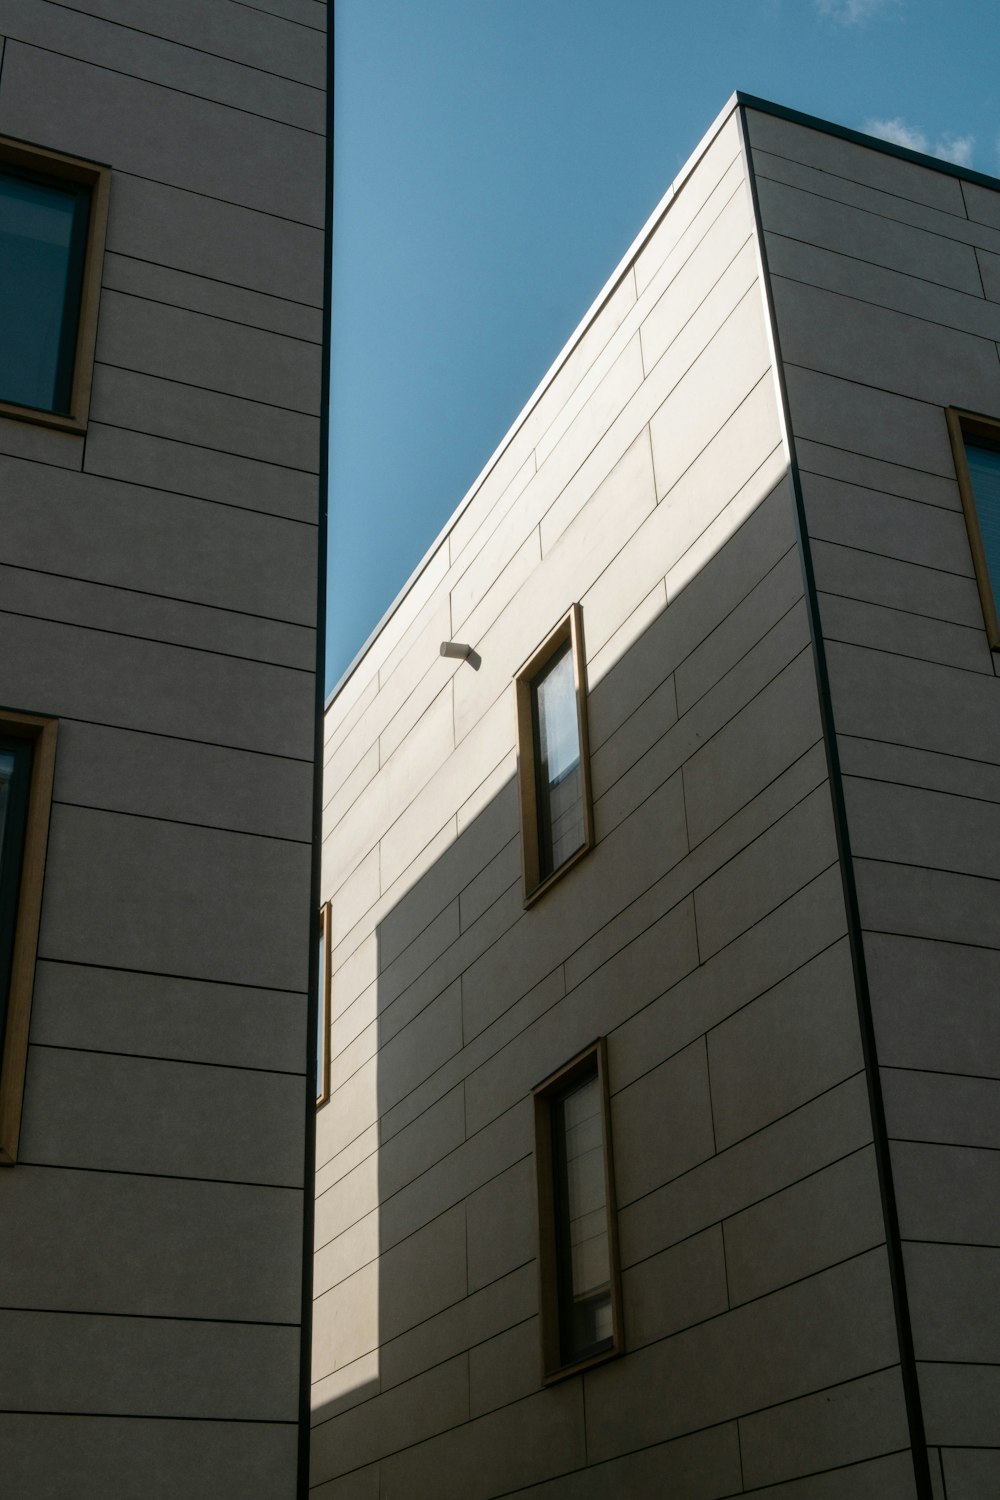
[0,4,327,1496]
[317,479,915,1497]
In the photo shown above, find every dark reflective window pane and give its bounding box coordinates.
[0,740,33,1044]
[532,642,584,878]
[552,1070,612,1363]
[0,751,14,856]
[966,443,1000,607]
[0,171,89,413]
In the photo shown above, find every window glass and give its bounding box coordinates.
[317,913,327,1102]
[0,170,90,413]
[531,641,584,878]
[0,740,33,1046]
[965,443,1000,605]
[316,903,331,1106]
[0,751,13,851]
[516,605,593,900]
[551,1068,613,1363]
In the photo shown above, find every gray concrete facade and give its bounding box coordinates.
[0,4,327,1497]
[317,97,1000,1498]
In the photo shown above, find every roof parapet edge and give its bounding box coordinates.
[736,91,1000,194]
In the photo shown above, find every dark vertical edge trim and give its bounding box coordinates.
[736,103,932,1500]
[297,10,333,1496]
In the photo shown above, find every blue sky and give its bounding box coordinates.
[328,0,999,692]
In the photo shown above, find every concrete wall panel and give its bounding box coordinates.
[0,1309,300,1419]
[28,960,306,1072]
[0,1415,298,1500]
[0,1165,301,1321]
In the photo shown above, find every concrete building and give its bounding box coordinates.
[316,96,1000,1498]
[0,5,328,1498]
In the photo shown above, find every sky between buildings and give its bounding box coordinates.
[328,0,1000,693]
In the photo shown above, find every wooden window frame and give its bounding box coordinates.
[0,711,57,1166]
[316,900,332,1108]
[0,135,111,435]
[946,406,1000,650]
[514,603,594,907]
[533,1037,623,1384]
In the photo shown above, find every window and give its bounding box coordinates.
[534,1039,623,1381]
[515,604,594,904]
[0,712,57,1165]
[946,407,1000,649]
[316,901,331,1107]
[0,137,110,433]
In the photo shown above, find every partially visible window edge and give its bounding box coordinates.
[316,899,331,1109]
[946,405,1000,651]
[0,711,58,1166]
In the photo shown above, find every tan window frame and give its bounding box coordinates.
[533,1037,623,1384]
[946,406,1000,650]
[0,135,111,435]
[1,711,57,1165]
[514,603,594,906]
[316,900,331,1108]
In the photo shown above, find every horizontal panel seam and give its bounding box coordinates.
[0,604,314,672]
[86,416,318,474]
[104,247,321,310]
[0,557,315,630]
[50,797,312,845]
[28,1039,305,1075]
[102,284,322,345]
[111,165,324,231]
[95,358,321,418]
[9,34,325,136]
[38,953,308,993]
[34,0,325,88]
[16,1157,304,1189]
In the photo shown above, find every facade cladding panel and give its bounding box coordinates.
[0,5,327,1499]
[318,99,1000,1497]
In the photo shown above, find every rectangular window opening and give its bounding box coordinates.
[316,901,331,1107]
[533,1039,623,1382]
[946,407,1000,650]
[0,137,110,432]
[515,605,593,904]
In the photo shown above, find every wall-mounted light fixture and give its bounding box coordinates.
[440,641,481,670]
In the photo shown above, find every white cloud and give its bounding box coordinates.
[863,116,927,152]
[934,134,974,168]
[816,0,896,23]
[863,116,975,167]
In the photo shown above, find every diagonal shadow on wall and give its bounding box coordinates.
[309,471,905,1496]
